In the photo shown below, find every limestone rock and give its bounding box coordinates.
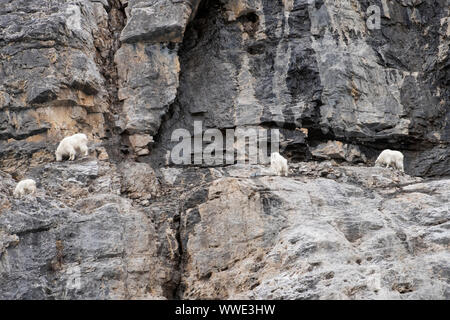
[119,161,160,200]
[120,0,199,43]
[0,0,449,301]
[310,140,367,163]
[128,134,154,156]
[179,169,450,299]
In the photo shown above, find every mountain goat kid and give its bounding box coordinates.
[55,133,89,161]
[271,152,289,176]
[375,149,404,172]
[14,179,36,198]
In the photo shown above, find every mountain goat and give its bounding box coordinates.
[55,133,89,161]
[271,152,289,176]
[14,179,36,198]
[375,149,404,172]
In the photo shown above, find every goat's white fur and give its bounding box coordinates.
[270,152,289,176]
[14,179,36,198]
[55,133,89,161]
[375,149,404,172]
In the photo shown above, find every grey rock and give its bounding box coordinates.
[0,0,449,301]
[179,168,450,299]
[119,161,160,199]
[120,0,197,43]
[310,140,367,163]
[114,42,180,135]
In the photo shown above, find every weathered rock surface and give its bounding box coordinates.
[0,158,178,299]
[310,140,367,163]
[0,0,125,171]
[177,164,449,299]
[1,159,449,299]
[148,0,449,176]
[0,0,449,300]
[120,0,200,44]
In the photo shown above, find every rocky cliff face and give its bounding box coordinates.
[0,0,449,299]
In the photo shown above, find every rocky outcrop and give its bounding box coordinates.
[310,140,367,163]
[2,0,448,175]
[0,159,449,299]
[0,0,449,300]
[0,158,180,299]
[143,0,449,176]
[114,0,201,156]
[178,165,449,299]
[0,0,125,174]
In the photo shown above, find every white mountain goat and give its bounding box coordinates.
[55,133,89,161]
[270,152,289,176]
[375,149,404,172]
[13,179,36,198]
